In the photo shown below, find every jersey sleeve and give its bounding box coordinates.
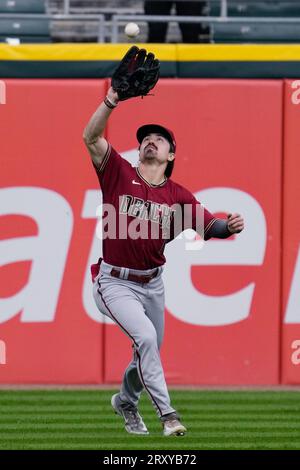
[92,144,124,194]
[177,187,217,240]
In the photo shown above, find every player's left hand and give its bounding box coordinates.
[111,46,160,101]
[227,213,244,234]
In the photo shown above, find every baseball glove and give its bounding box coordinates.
[111,46,160,101]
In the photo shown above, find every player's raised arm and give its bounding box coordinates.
[83,45,159,168]
[83,87,119,168]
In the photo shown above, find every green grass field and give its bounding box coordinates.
[0,389,300,450]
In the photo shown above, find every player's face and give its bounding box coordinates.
[139,133,172,163]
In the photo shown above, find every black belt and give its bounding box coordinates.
[110,267,159,284]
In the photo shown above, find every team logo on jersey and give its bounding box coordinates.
[119,195,175,230]
[99,196,204,241]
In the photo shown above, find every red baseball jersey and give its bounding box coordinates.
[92,144,216,270]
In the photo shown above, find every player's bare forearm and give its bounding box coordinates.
[83,87,119,144]
[83,103,111,144]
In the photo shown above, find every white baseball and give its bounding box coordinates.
[124,22,140,38]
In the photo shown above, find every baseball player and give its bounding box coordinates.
[83,47,244,436]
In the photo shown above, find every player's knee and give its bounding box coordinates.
[140,329,158,349]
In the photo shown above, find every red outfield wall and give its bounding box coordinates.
[0,78,297,384]
[281,80,300,384]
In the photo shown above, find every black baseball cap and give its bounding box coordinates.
[137,124,176,153]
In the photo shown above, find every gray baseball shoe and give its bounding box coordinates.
[161,413,187,436]
[111,394,149,435]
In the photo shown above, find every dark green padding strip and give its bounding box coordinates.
[0,59,300,79]
[0,60,177,78]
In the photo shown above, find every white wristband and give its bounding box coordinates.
[104,96,118,108]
